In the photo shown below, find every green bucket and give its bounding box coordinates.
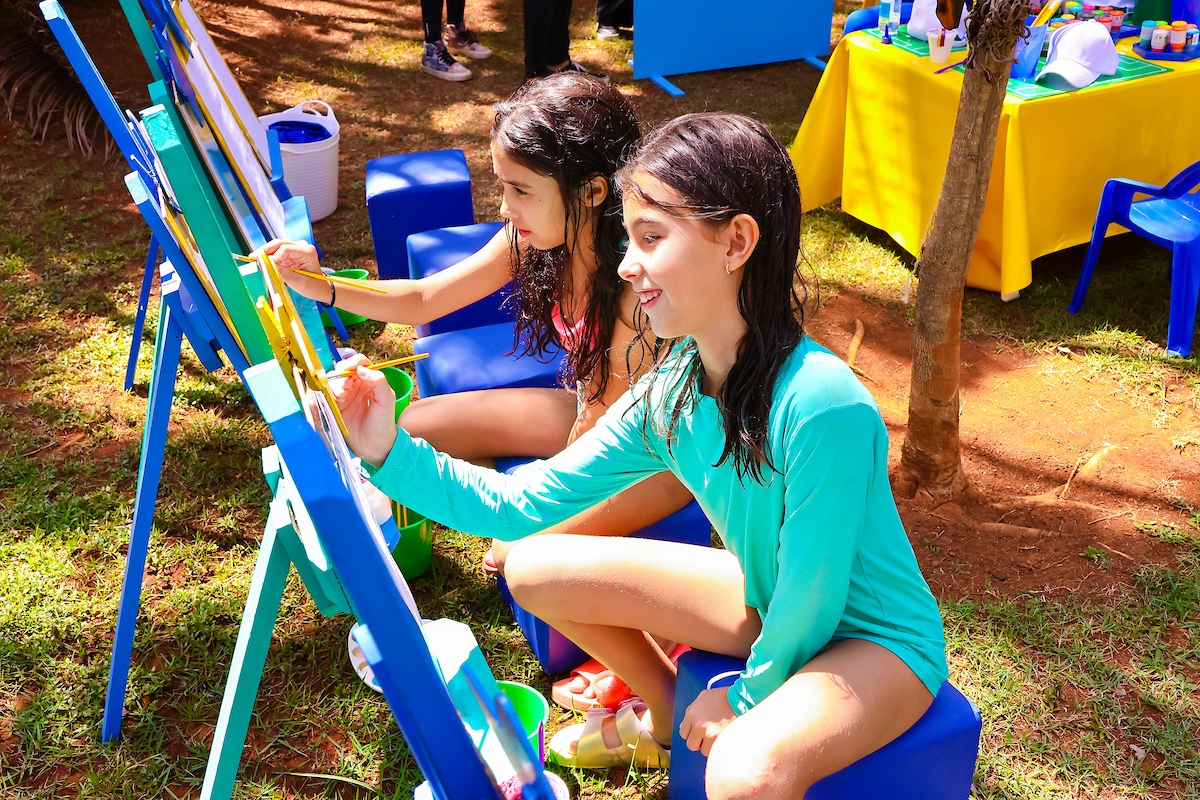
[390,503,432,579]
[379,366,414,421]
[497,680,550,764]
[318,268,370,327]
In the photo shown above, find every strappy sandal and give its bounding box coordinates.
[551,643,691,712]
[547,701,670,769]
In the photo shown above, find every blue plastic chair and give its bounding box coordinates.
[1069,160,1200,358]
[843,2,914,34]
[406,222,511,337]
[669,650,982,800]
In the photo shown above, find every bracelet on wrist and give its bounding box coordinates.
[317,279,336,309]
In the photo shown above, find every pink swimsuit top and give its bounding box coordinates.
[550,303,589,353]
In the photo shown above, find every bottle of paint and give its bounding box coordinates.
[1081,3,1097,18]
[1141,18,1157,43]
[1111,9,1126,28]
[879,0,895,32]
[1171,19,1188,49]
[1152,21,1171,48]
[1187,25,1200,50]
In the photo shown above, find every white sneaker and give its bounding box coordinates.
[444,24,492,59]
[596,24,621,41]
[422,41,472,81]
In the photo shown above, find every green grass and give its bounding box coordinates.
[2,0,1199,797]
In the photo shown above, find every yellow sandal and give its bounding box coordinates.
[547,701,670,769]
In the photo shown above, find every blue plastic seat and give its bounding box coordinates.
[669,650,982,800]
[495,454,713,673]
[1070,160,1200,357]
[843,2,914,34]
[413,321,566,398]
[406,222,511,337]
[366,150,475,279]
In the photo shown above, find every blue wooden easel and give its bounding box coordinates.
[39,0,336,743]
[228,359,564,800]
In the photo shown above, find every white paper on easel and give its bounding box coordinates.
[175,0,271,168]
[309,390,422,623]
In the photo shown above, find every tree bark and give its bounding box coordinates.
[899,0,1030,503]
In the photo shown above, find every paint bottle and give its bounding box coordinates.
[1171,19,1188,49]
[1081,3,1097,18]
[1187,25,1200,50]
[1098,13,1114,29]
[1152,21,1171,49]
[1111,9,1126,28]
[879,0,895,33]
[1141,19,1157,44]
[1062,13,1078,20]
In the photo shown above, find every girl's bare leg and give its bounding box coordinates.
[397,387,577,463]
[502,535,761,746]
[705,638,934,800]
[489,469,696,571]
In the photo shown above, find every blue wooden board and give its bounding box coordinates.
[633,0,833,89]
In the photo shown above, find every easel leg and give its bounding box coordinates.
[201,510,292,800]
[124,236,160,392]
[102,294,182,743]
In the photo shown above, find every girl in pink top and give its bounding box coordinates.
[261,77,694,635]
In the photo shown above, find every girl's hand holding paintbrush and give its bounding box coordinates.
[328,353,399,468]
[249,239,332,302]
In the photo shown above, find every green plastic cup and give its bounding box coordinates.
[497,680,550,764]
[318,268,370,327]
[390,503,432,579]
[378,366,414,421]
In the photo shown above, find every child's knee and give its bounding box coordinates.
[498,537,564,612]
[705,724,796,800]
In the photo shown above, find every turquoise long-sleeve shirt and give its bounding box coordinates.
[364,337,948,713]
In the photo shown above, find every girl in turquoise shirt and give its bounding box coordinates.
[334,113,949,797]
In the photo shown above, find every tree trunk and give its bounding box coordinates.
[899,0,1030,503]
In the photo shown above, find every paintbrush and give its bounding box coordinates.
[232,253,388,294]
[323,352,430,380]
[934,58,967,73]
[1032,0,1062,27]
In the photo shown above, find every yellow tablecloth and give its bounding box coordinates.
[791,35,1200,295]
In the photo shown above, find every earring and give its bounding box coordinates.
[724,261,731,275]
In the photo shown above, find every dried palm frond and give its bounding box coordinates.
[0,1,112,157]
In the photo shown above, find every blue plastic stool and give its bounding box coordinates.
[366,150,474,279]
[406,222,511,337]
[843,2,914,34]
[413,321,566,398]
[1069,160,1200,358]
[493,464,713,673]
[669,650,981,800]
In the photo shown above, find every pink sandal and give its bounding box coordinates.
[550,644,691,712]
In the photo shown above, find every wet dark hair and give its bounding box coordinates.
[491,73,640,400]
[615,113,806,483]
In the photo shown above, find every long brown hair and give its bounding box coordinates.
[491,73,640,400]
[616,113,806,483]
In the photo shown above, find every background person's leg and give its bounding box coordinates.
[595,0,632,29]
[523,0,558,77]
[547,0,573,68]
[704,638,935,800]
[421,0,444,42]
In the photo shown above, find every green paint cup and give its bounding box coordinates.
[390,503,432,579]
[318,268,370,327]
[497,680,550,764]
[378,366,413,421]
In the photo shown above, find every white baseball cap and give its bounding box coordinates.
[1036,20,1119,89]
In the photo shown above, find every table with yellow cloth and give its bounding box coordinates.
[790,34,1200,297]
